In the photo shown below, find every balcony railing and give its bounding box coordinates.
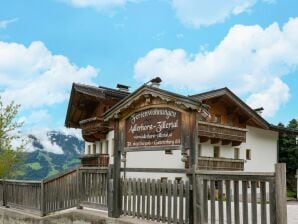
[80,154,110,167]
[198,156,245,171]
[198,121,247,143]
[80,117,110,137]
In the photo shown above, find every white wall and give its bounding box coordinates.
[123,149,186,180]
[84,125,278,178]
[200,126,278,172]
[241,126,278,172]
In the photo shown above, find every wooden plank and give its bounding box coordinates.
[242,181,249,224]
[260,181,267,224]
[251,181,258,224]
[218,180,224,224]
[234,180,240,224]
[173,180,178,224]
[121,168,186,173]
[210,180,216,224]
[141,178,146,219]
[151,180,156,220]
[123,178,127,215]
[167,180,172,224]
[156,179,161,222]
[203,180,208,223]
[161,179,166,223]
[132,178,137,217]
[127,178,132,216]
[137,179,141,218]
[178,181,184,224]
[185,181,190,224]
[269,180,276,224]
[225,180,231,224]
[146,179,151,220]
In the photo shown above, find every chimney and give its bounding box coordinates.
[148,77,162,88]
[116,84,130,92]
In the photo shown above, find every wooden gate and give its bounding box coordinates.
[121,178,190,223]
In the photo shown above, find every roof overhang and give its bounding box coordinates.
[104,85,202,121]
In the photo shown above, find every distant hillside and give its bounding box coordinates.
[16,131,84,180]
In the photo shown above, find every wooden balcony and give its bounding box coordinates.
[80,117,110,141]
[80,154,110,167]
[198,121,247,145]
[198,157,244,171]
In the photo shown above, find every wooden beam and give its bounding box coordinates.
[222,140,231,145]
[199,136,209,143]
[232,141,241,146]
[210,138,220,144]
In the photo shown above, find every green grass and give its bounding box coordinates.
[47,169,59,178]
[26,162,42,170]
[62,158,80,170]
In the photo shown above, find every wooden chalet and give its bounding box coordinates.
[65,81,296,175]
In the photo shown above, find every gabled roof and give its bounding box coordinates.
[65,83,129,128]
[190,87,270,129]
[104,85,201,121]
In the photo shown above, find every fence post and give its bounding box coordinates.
[40,180,46,216]
[76,168,83,209]
[275,163,287,224]
[2,180,7,207]
[110,119,122,218]
[107,165,114,217]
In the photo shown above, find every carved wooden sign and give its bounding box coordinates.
[125,108,181,148]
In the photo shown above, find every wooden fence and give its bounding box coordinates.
[0,167,109,216]
[0,164,287,224]
[43,167,79,214]
[122,178,190,224]
[194,164,287,224]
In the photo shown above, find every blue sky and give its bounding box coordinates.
[0,0,298,137]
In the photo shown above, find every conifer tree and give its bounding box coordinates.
[278,119,298,192]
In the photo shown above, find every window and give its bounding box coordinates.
[234,148,240,159]
[93,144,96,154]
[198,144,202,157]
[213,146,220,158]
[214,114,221,124]
[246,149,251,160]
[165,149,173,155]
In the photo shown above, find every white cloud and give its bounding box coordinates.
[59,127,83,140]
[0,18,18,29]
[0,41,98,108]
[62,0,138,10]
[134,18,298,117]
[246,78,289,117]
[171,0,271,28]
[29,128,64,154]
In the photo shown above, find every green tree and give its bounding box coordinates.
[278,119,298,192]
[0,97,27,178]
